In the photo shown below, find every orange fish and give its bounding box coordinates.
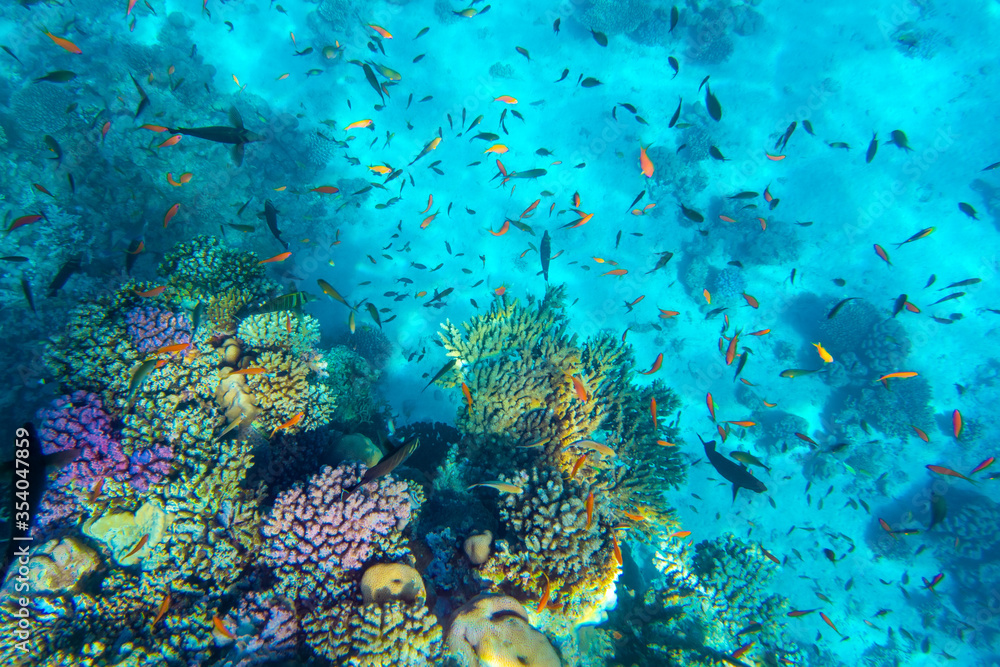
[602,268,627,276]
[421,212,438,229]
[420,194,434,214]
[344,119,373,131]
[32,183,55,197]
[671,531,691,538]
[703,288,711,304]
[163,203,180,228]
[368,165,392,175]
[970,457,995,475]
[717,423,728,442]
[659,309,680,318]
[742,292,759,308]
[179,173,193,183]
[484,144,508,154]
[157,134,182,148]
[639,353,663,375]
[258,251,292,264]
[369,24,393,39]
[651,396,657,430]
[270,411,305,438]
[762,400,777,408]
[952,409,962,439]
[123,533,149,558]
[795,432,817,446]
[585,490,594,528]
[285,313,292,334]
[765,151,785,161]
[820,612,841,636]
[536,578,551,614]
[566,374,587,402]
[155,343,190,354]
[213,615,236,640]
[566,212,594,228]
[140,124,168,132]
[311,185,339,194]
[725,331,739,365]
[43,29,82,54]
[611,532,623,565]
[461,382,473,415]
[656,440,677,447]
[877,371,918,381]
[719,215,736,222]
[490,219,510,236]
[7,214,45,233]
[874,244,892,266]
[726,420,756,427]
[520,199,540,219]
[925,464,974,483]
[639,144,654,177]
[101,121,111,140]
[228,367,269,376]
[493,285,506,296]
[87,477,104,502]
[134,286,166,298]
[571,452,589,478]
[273,186,287,191]
[623,510,646,521]
[707,393,716,421]
[276,73,290,81]
[878,518,897,540]
[152,590,171,628]
[787,609,819,617]
[761,546,780,564]
[749,329,770,336]
[494,95,517,104]
[166,173,183,187]
[910,425,929,442]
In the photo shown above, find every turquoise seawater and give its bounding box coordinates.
[0,1,998,666]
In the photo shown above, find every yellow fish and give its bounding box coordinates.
[812,342,833,363]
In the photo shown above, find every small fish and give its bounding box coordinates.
[468,481,523,494]
[865,132,878,163]
[590,29,608,46]
[33,70,77,84]
[958,202,978,220]
[344,437,420,498]
[705,85,722,121]
[123,533,149,559]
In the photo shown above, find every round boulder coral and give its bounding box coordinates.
[360,563,426,605]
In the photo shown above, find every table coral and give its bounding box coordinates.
[261,462,416,602]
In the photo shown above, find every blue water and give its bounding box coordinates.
[0,0,997,665]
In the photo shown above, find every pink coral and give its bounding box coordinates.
[123,306,192,355]
[261,462,413,572]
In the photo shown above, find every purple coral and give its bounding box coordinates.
[124,306,192,355]
[231,590,301,664]
[36,391,171,491]
[261,462,413,572]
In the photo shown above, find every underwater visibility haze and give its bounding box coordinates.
[0,0,998,665]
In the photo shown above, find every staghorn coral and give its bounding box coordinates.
[261,462,416,603]
[157,235,269,298]
[237,311,321,358]
[304,599,443,665]
[477,465,619,625]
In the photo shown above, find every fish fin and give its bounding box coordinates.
[229,106,245,130]
[232,142,245,167]
[732,484,739,503]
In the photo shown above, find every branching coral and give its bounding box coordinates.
[157,235,270,299]
[238,312,321,358]
[261,462,416,603]
[124,306,193,356]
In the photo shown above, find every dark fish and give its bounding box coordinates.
[263,200,289,250]
[705,85,722,121]
[929,292,963,306]
[802,119,814,135]
[709,146,727,161]
[892,294,907,317]
[555,68,569,83]
[423,359,458,392]
[553,18,560,33]
[590,29,608,46]
[508,169,547,179]
[471,132,500,142]
[670,6,679,32]
[415,26,429,39]
[940,278,979,289]
[626,190,645,212]
[865,132,878,164]
[698,75,710,92]
[516,46,530,60]
[827,141,850,150]
[679,204,704,222]
[888,129,912,152]
[47,255,82,297]
[982,161,1000,171]
[361,63,384,103]
[293,47,313,56]
[21,274,35,312]
[237,196,254,217]
[776,122,796,150]
[540,230,551,281]
[958,202,978,220]
[701,435,767,501]
[733,351,748,381]
[832,278,846,286]
[365,302,382,328]
[166,107,258,166]
[1,44,22,64]
[669,97,682,128]
[44,135,62,164]
[33,70,77,83]
[827,297,857,319]
[343,437,420,498]
[129,73,149,119]
[668,56,679,78]
[647,251,673,274]
[728,191,758,199]
[0,256,28,262]
[581,77,602,88]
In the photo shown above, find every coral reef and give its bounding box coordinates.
[261,461,416,602]
[447,595,561,667]
[583,0,654,35]
[709,266,746,304]
[157,234,270,299]
[339,324,394,370]
[842,377,932,439]
[238,311,321,358]
[124,306,193,356]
